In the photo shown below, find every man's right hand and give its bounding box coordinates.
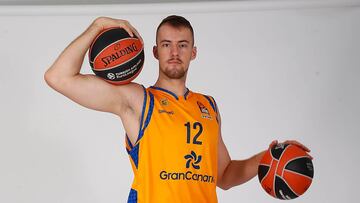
[91,17,143,43]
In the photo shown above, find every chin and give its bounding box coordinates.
[163,68,186,79]
[166,71,185,79]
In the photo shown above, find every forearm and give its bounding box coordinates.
[220,150,266,190]
[45,20,101,81]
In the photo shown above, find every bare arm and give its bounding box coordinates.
[216,109,311,190]
[44,17,143,116]
[217,134,266,190]
[44,17,145,145]
[216,110,262,190]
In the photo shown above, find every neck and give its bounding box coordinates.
[154,78,187,96]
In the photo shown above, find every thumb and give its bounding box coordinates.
[269,140,278,149]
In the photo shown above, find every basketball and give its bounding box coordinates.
[258,143,314,200]
[88,27,144,85]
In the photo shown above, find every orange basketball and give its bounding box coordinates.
[88,27,144,85]
[258,143,314,200]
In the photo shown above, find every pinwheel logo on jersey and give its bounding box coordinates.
[184,151,202,170]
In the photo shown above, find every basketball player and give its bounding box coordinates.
[45,15,310,202]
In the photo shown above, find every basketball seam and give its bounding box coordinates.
[273,145,289,198]
[281,155,312,178]
[260,159,273,185]
[270,148,276,160]
[270,144,288,160]
[89,27,119,64]
[91,38,143,69]
[89,27,118,50]
[259,163,270,167]
[283,168,313,180]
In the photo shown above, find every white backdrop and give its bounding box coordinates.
[1,1,360,202]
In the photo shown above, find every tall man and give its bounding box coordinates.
[45,15,310,203]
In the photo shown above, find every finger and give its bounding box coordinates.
[133,28,144,44]
[118,20,134,37]
[284,140,311,152]
[127,24,144,44]
[121,25,134,38]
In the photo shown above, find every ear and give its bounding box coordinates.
[191,46,197,60]
[153,45,159,60]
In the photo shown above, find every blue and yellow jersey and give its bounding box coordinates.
[125,86,219,203]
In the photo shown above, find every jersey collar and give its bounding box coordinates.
[150,86,191,100]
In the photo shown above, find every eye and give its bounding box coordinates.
[179,43,188,48]
[161,43,170,48]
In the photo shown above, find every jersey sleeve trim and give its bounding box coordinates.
[138,85,147,134]
[208,96,218,113]
[203,95,216,113]
[184,88,190,100]
[126,87,155,169]
[202,95,219,123]
[126,133,133,151]
[127,188,138,203]
[137,91,154,143]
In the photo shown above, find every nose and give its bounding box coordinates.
[170,45,179,57]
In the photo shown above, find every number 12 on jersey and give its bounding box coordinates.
[185,122,203,145]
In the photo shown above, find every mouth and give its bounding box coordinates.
[168,59,182,64]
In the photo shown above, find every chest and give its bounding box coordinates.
[146,95,219,148]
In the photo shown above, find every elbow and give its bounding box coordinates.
[218,185,231,191]
[44,68,66,90]
[44,68,58,87]
[217,179,232,191]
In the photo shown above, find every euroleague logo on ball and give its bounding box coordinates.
[107,73,116,80]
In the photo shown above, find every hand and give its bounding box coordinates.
[269,140,313,159]
[92,16,143,43]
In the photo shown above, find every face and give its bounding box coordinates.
[153,24,197,80]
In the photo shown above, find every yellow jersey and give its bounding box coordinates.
[125,86,219,203]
